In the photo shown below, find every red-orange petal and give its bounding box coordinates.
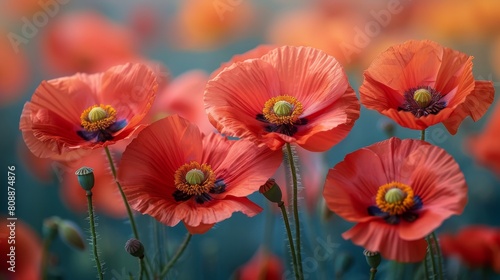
[119,115,278,232]
[19,63,158,160]
[343,221,427,262]
[205,45,359,151]
[443,80,495,134]
[360,39,493,132]
[324,137,468,261]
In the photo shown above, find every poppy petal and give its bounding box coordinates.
[343,221,427,262]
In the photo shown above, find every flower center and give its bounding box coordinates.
[80,104,117,132]
[273,101,293,117]
[262,95,303,125]
[399,86,446,118]
[413,89,432,108]
[174,161,216,196]
[375,182,414,216]
[185,169,205,185]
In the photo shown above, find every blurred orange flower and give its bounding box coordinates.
[118,115,282,234]
[19,63,158,161]
[169,0,255,50]
[360,40,494,134]
[467,100,500,175]
[205,45,360,152]
[0,31,29,104]
[412,0,500,41]
[440,226,500,272]
[266,6,365,67]
[1,218,42,280]
[235,247,284,280]
[41,11,140,75]
[323,137,467,262]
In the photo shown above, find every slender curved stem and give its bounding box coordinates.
[285,143,303,277]
[369,268,377,280]
[264,201,275,250]
[421,130,444,280]
[431,232,444,280]
[86,191,104,280]
[104,147,152,276]
[425,235,437,279]
[159,232,192,278]
[279,203,300,280]
[424,251,430,279]
[41,229,57,280]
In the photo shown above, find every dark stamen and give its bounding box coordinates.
[77,119,127,142]
[399,86,446,118]
[367,195,423,225]
[256,114,308,137]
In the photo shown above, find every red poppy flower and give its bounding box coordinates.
[1,218,42,280]
[323,137,467,262]
[440,226,500,272]
[205,45,360,152]
[41,11,140,75]
[118,115,282,234]
[235,247,284,280]
[19,63,158,161]
[360,39,494,134]
[468,100,500,175]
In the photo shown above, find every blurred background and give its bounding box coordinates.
[1,0,500,279]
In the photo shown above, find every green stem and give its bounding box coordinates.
[285,143,303,278]
[431,232,444,280]
[104,147,153,274]
[369,268,377,280]
[138,258,147,280]
[104,147,139,238]
[425,235,437,279]
[159,232,192,278]
[41,230,56,280]
[264,201,275,250]
[420,130,444,280]
[423,252,430,280]
[86,191,104,280]
[279,202,300,280]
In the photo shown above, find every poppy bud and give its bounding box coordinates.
[59,220,86,251]
[259,178,283,204]
[363,250,381,269]
[125,238,145,259]
[75,166,95,191]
